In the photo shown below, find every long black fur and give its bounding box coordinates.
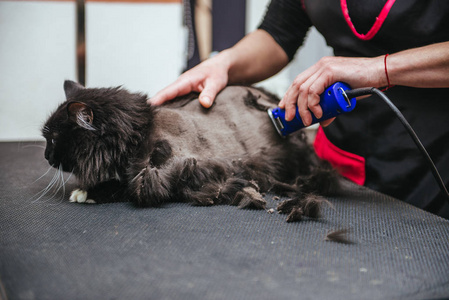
[42,81,341,221]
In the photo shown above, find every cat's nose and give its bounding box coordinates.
[45,153,58,168]
[47,158,58,168]
[44,148,57,167]
[44,147,51,160]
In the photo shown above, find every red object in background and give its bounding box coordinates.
[314,126,366,185]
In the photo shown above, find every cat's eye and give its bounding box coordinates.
[51,139,56,145]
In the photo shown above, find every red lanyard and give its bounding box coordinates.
[341,0,396,40]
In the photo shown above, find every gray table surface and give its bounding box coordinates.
[1,142,449,300]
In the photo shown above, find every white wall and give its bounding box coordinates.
[0,1,76,141]
[86,2,185,95]
[0,1,184,142]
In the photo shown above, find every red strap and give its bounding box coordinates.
[314,126,366,185]
[341,0,396,41]
[381,53,395,91]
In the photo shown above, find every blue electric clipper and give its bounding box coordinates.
[268,82,356,137]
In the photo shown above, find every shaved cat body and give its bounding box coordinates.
[154,87,278,159]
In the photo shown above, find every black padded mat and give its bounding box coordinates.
[1,142,449,300]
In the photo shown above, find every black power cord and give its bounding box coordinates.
[345,87,449,204]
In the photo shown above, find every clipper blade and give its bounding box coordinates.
[268,108,285,137]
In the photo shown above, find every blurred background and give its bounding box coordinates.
[0,0,332,141]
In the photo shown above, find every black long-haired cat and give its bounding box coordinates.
[42,80,340,222]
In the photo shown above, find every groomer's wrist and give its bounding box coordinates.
[215,48,241,84]
[374,54,390,88]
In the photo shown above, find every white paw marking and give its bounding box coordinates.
[69,189,96,204]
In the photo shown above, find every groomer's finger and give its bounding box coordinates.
[296,91,312,126]
[306,73,332,120]
[281,63,320,120]
[198,78,226,108]
[148,89,175,106]
[281,86,299,121]
[149,77,195,105]
[307,92,322,120]
[284,100,298,122]
[282,77,308,121]
[296,71,322,126]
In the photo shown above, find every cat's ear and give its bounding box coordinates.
[64,80,85,99]
[67,102,95,131]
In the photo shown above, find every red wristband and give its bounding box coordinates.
[381,54,394,91]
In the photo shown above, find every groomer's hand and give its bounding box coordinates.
[278,56,385,126]
[149,56,230,108]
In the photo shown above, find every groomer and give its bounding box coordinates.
[150,0,449,218]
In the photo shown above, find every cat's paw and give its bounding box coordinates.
[69,189,96,204]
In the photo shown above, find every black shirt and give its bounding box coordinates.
[259,0,449,217]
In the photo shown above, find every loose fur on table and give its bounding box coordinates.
[325,229,353,244]
[42,81,341,222]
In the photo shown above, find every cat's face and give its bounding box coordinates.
[42,80,152,187]
[42,110,71,171]
[42,81,98,173]
[42,102,95,173]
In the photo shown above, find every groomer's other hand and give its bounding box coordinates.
[278,56,385,126]
[148,56,230,108]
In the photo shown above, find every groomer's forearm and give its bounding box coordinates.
[388,41,449,88]
[218,30,289,85]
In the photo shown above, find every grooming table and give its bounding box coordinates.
[1,142,448,300]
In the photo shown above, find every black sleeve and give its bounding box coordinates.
[258,0,313,61]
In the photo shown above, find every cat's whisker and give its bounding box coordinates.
[20,144,46,150]
[31,166,54,185]
[62,171,73,187]
[51,167,75,205]
[31,164,74,205]
[31,167,61,203]
[49,165,63,204]
[46,165,66,204]
[57,165,64,201]
[54,166,71,204]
